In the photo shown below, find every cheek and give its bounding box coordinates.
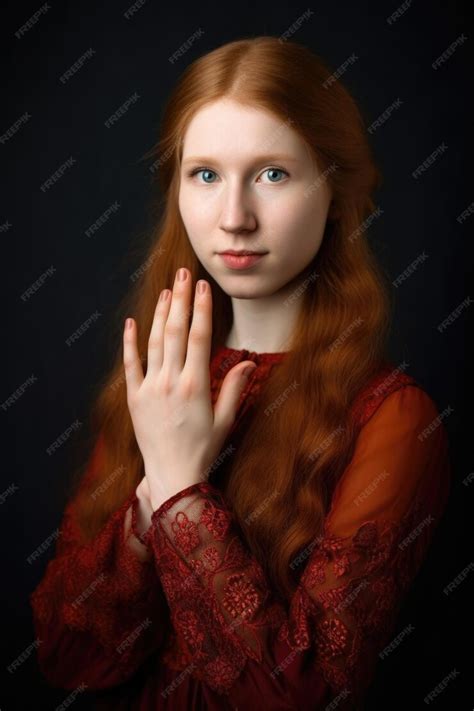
[273,196,325,236]
[273,199,327,259]
[181,189,218,227]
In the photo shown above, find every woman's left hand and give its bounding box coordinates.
[123,266,257,511]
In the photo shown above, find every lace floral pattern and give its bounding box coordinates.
[29,346,451,709]
[147,477,436,706]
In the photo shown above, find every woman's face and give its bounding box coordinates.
[178,98,332,299]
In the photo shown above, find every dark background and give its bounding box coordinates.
[1,0,472,708]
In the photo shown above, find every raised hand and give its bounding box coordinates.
[123,267,257,511]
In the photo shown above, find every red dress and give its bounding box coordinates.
[30,345,451,710]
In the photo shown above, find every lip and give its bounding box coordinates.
[218,250,266,255]
[218,253,266,270]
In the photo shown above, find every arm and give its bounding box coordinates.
[145,385,451,709]
[29,434,169,691]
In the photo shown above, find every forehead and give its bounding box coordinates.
[181,98,311,165]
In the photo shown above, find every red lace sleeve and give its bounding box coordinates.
[29,434,168,691]
[147,385,451,709]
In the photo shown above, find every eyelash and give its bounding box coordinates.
[186,166,290,184]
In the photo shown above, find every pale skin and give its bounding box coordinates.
[123,266,257,560]
[124,98,334,557]
[178,98,334,353]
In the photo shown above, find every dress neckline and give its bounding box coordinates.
[214,344,288,364]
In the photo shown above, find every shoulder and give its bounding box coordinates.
[350,363,441,432]
[326,367,451,537]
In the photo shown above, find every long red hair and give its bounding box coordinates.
[69,36,391,601]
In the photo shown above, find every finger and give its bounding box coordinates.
[213,362,257,432]
[162,267,193,374]
[123,317,145,396]
[183,280,212,385]
[146,288,172,377]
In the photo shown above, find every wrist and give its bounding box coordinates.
[149,480,209,516]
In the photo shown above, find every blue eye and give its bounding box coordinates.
[188,168,215,185]
[263,168,286,183]
[187,166,289,184]
[192,168,217,183]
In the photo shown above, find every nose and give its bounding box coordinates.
[218,181,257,234]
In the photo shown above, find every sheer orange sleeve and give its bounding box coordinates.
[292,384,452,700]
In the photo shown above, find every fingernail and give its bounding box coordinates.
[177,268,187,281]
[197,280,207,294]
[125,318,133,329]
[242,365,257,378]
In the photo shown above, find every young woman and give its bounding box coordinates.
[30,36,451,710]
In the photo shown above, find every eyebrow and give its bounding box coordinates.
[181,154,300,166]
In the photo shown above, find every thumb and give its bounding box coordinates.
[213,361,257,432]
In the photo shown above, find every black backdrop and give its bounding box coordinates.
[1,0,473,708]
